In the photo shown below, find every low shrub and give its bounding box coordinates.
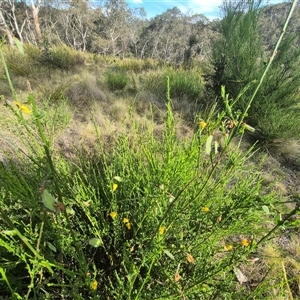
[3,46,34,76]
[117,58,160,73]
[118,58,144,73]
[143,68,204,101]
[38,44,85,71]
[105,70,130,90]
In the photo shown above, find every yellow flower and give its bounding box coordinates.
[112,183,118,192]
[90,279,98,290]
[159,226,166,235]
[14,101,31,114]
[241,239,249,247]
[199,120,207,129]
[224,244,233,251]
[201,206,210,213]
[109,211,117,219]
[123,218,131,230]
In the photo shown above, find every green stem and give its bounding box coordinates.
[31,95,86,271]
[0,46,16,100]
[0,210,53,274]
[256,198,300,246]
[134,256,157,300]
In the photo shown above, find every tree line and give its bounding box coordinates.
[1,1,300,64]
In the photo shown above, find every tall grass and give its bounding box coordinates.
[143,68,204,102]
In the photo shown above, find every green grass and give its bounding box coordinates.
[143,68,204,102]
[0,42,300,299]
[105,70,130,91]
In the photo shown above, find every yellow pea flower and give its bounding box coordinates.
[159,226,166,235]
[123,218,131,230]
[112,183,118,192]
[241,239,249,247]
[14,101,31,114]
[199,120,207,129]
[224,244,233,251]
[90,280,98,290]
[109,211,117,219]
[201,206,210,213]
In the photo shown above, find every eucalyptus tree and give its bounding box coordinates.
[0,1,15,44]
[40,0,94,51]
[0,0,27,43]
[0,0,43,44]
[96,0,132,56]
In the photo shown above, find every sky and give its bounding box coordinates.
[126,0,289,20]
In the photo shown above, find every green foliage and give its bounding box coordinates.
[38,43,85,71]
[209,0,300,143]
[117,57,160,72]
[1,42,85,79]
[0,92,279,298]
[2,45,34,76]
[1,32,299,299]
[245,36,300,143]
[210,1,263,99]
[144,68,204,101]
[24,43,42,62]
[41,81,72,104]
[105,70,130,90]
[118,58,145,72]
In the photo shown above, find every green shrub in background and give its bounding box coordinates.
[1,42,85,79]
[24,43,42,61]
[144,68,204,101]
[2,45,34,76]
[105,70,130,90]
[118,58,145,73]
[117,57,160,72]
[209,0,300,144]
[38,43,85,71]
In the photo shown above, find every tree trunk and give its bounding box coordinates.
[30,0,42,42]
[0,9,14,45]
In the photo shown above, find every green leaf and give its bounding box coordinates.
[42,189,56,212]
[1,230,17,236]
[13,38,24,55]
[214,141,219,154]
[12,293,23,300]
[46,242,57,252]
[262,205,269,214]
[163,250,175,260]
[89,238,102,248]
[113,176,123,182]
[205,135,213,155]
[221,85,225,99]
[274,213,281,225]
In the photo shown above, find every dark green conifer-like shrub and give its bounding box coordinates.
[209,0,300,144]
